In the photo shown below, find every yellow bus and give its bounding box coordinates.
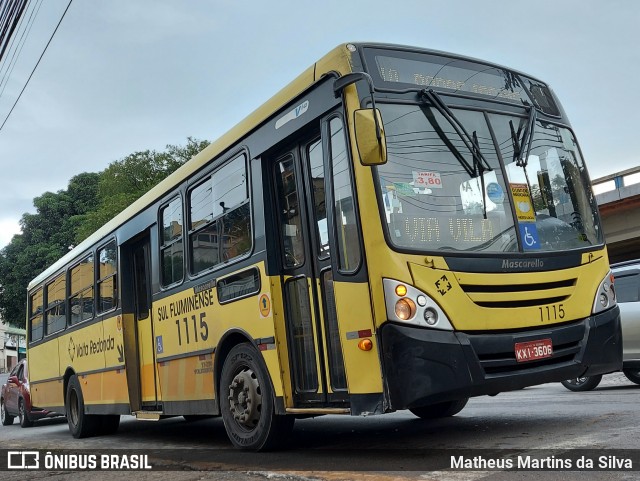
[26,43,621,450]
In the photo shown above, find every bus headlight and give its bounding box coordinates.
[592,270,616,314]
[395,298,416,320]
[383,278,453,330]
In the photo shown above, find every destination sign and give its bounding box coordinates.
[363,47,561,116]
[373,53,526,102]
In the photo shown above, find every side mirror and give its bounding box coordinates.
[8,375,19,385]
[334,73,388,166]
[354,108,387,166]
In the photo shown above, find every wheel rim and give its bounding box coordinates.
[1,401,5,423]
[69,389,79,426]
[227,367,262,431]
[19,401,24,422]
[568,377,588,386]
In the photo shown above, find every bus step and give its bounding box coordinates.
[285,408,350,415]
[133,411,163,421]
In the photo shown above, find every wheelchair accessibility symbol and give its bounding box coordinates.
[519,223,540,250]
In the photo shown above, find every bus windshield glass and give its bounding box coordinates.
[376,103,602,253]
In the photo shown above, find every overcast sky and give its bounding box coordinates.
[0,0,638,248]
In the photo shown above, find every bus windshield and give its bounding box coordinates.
[376,102,602,253]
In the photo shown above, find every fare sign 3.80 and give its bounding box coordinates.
[515,338,553,363]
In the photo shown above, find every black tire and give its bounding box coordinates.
[18,399,33,428]
[561,375,603,392]
[409,398,469,419]
[1,398,14,426]
[623,368,640,385]
[66,374,100,438]
[99,415,120,435]
[220,343,294,450]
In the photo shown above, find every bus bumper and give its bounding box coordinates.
[379,306,621,410]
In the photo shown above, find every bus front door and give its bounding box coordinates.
[273,133,348,408]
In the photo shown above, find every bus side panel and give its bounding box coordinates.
[30,379,64,410]
[57,322,106,405]
[29,339,63,409]
[157,354,214,402]
[265,274,291,404]
[100,314,130,409]
[332,281,383,395]
[152,261,279,408]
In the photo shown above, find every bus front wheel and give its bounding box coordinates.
[66,375,100,438]
[220,343,294,450]
[409,398,469,419]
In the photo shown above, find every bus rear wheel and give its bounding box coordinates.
[66,374,100,438]
[409,398,469,419]
[220,343,294,450]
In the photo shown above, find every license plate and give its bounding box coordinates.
[515,338,553,363]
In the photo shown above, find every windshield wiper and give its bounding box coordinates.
[420,89,493,177]
[420,88,492,218]
[512,105,537,167]
[509,105,538,219]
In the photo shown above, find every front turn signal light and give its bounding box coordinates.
[358,339,373,351]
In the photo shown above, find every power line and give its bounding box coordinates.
[0,0,72,132]
[0,0,44,98]
[0,0,29,62]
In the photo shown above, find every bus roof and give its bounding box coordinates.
[28,44,353,290]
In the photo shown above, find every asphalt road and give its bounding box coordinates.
[1,373,639,480]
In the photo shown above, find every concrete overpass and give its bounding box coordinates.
[593,166,640,263]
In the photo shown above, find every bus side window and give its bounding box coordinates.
[45,274,66,335]
[70,255,95,325]
[188,154,251,275]
[275,155,305,268]
[329,117,361,272]
[98,240,118,313]
[307,138,330,257]
[160,197,184,286]
[29,288,43,342]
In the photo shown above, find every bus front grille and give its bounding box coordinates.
[460,278,577,308]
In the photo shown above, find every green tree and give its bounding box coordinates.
[75,137,209,242]
[0,138,208,328]
[0,173,100,328]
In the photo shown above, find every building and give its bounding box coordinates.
[593,166,640,263]
[0,321,26,373]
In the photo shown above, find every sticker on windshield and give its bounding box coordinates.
[393,182,416,196]
[519,223,541,250]
[413,171,442,189]
[510,183,536,223]
[486,182,504,204]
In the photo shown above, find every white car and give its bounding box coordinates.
[562,260,640,391]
